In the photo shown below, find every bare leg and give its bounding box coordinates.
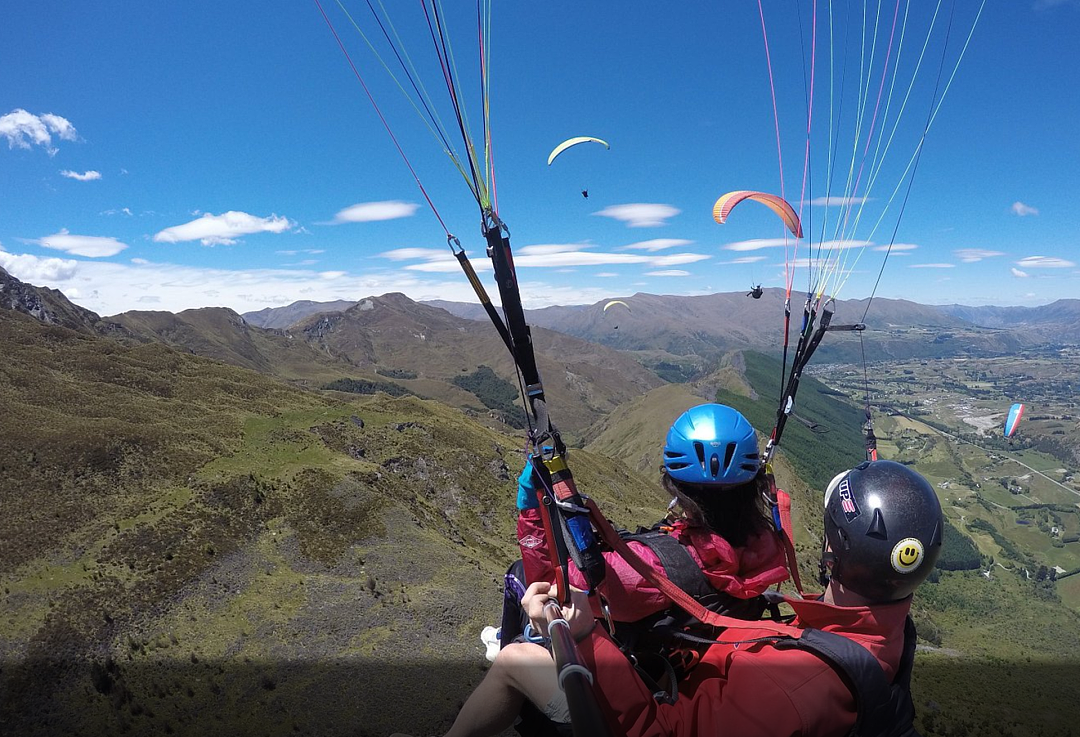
[444,642,558,737]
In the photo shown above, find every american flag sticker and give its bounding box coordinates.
[838,478,861,522]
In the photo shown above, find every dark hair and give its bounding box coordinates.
[661,469,773,548]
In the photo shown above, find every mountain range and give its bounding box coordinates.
[245,288,1080,367]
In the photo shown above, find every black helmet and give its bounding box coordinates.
[821,460,943,602]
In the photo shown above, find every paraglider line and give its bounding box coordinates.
[312,0,452,236]
[756,1,791,295]
[421,0,487,210]
[861,0,958,322]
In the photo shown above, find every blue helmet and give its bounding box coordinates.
[663,404,760,486]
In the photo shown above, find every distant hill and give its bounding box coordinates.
[940,299,1080,342]
[430,290,1040,364]
[110,306,349,380]
[114,292,663,438]
[255,289,1052,366]
[289,293,665,438]
[1,265,130,339]
[243,298,359,329]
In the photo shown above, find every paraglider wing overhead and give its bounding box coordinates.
[712,190,803,238]
[1004,403,1025,438]
[547,136,610,166]
[602,300,631,313]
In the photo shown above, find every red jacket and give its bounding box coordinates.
[517,508,789,622]
[577,594,912,737]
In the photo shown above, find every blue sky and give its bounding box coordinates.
[2,1,1077,318]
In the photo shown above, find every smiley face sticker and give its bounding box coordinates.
[891,538,925,574]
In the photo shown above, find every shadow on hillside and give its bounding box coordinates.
[4,657,1080,736]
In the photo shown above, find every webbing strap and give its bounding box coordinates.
[773,488,806,595]
[453,249,512,354]
[585,498,802,638]
[626,531,715,601]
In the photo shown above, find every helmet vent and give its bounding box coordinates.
[723,442,736,470]
[710,454,720,477]
[693,441,706,469]
[866,508,888,540]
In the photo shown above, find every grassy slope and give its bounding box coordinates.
[0,310,668,736]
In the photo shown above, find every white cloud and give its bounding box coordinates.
[644,270,691,277]
[954,248,1005,263]
[276,249,325,256]
[595,272,619,277]
[101,207,133,217]
[131,258,149,265]
[30,229,128,257]
[1016,255,1075,268]
[0,248,636,315]
[593,203,680,228]
[1011,201,1039,216]
[380,247,455,262]
[909,263,956,268]
[1011,268,1029,278]
[722,238,790,252]
[806,196,869,207]
[517,243,591,256]
[0,251,80,281]
[723,256,767,264]
[153,211,294,246]
[385,244,709,273]
[872,243,918,252]
[331,200,419,224]
[60,169,101,181]
[621,238,693,251]
[0,109,78,154]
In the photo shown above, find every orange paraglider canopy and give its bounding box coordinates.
[712,190,802,238]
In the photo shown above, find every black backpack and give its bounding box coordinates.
[788,616,921,737]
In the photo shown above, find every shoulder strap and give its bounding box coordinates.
[770,482,806,595]
[625,531,716,601]
[778,617,920,737]
[586,498,804,638]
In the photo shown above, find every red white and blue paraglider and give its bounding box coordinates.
[1004,403,1025,441]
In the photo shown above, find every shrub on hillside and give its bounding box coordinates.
[451,366,527,428]
[323,378,410,397]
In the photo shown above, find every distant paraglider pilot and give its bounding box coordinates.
[581,189,589,199]
[747,284,763,299]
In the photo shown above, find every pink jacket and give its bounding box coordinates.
[517,508,789,622]
[578,594,912,737]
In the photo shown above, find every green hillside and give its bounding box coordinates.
[712,351,867,491]
[0,309,668,736]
